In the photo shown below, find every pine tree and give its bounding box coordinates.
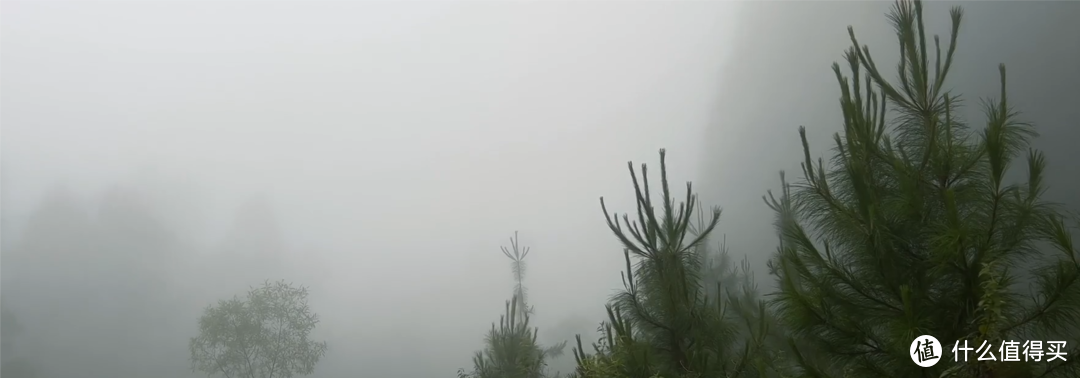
[766,1,1080,377]
[465,296,550,378]
[461,233,567,378]
[569,150,776,378]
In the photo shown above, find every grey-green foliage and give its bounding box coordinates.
[766,1,1080,377]
[461,233,567,378]
[568,149,778,378]
[189,280,328,378]
[464,296,551,378]
[502,231,569,360]
[505,231,534,318]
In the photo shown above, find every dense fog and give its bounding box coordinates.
[3,1,1078,378]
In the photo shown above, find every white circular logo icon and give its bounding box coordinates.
[910,335,943,367]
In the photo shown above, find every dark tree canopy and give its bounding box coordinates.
[766,1,1080,377]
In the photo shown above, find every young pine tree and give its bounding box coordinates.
[460,233,566,378]
[464,296,549,378]
[569,150,776,378]
[767,1,1080,377]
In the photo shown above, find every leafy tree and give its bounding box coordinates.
[460,233,567,378]
[569,150,778,378]
[766,1,1080,377]
[189,280,328,378]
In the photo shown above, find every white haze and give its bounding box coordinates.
[2,1,738,377]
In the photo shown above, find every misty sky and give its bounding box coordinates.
[2,1,739,377]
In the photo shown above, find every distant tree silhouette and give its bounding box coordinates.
[2,185,196,378]
[208,197,290,296]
